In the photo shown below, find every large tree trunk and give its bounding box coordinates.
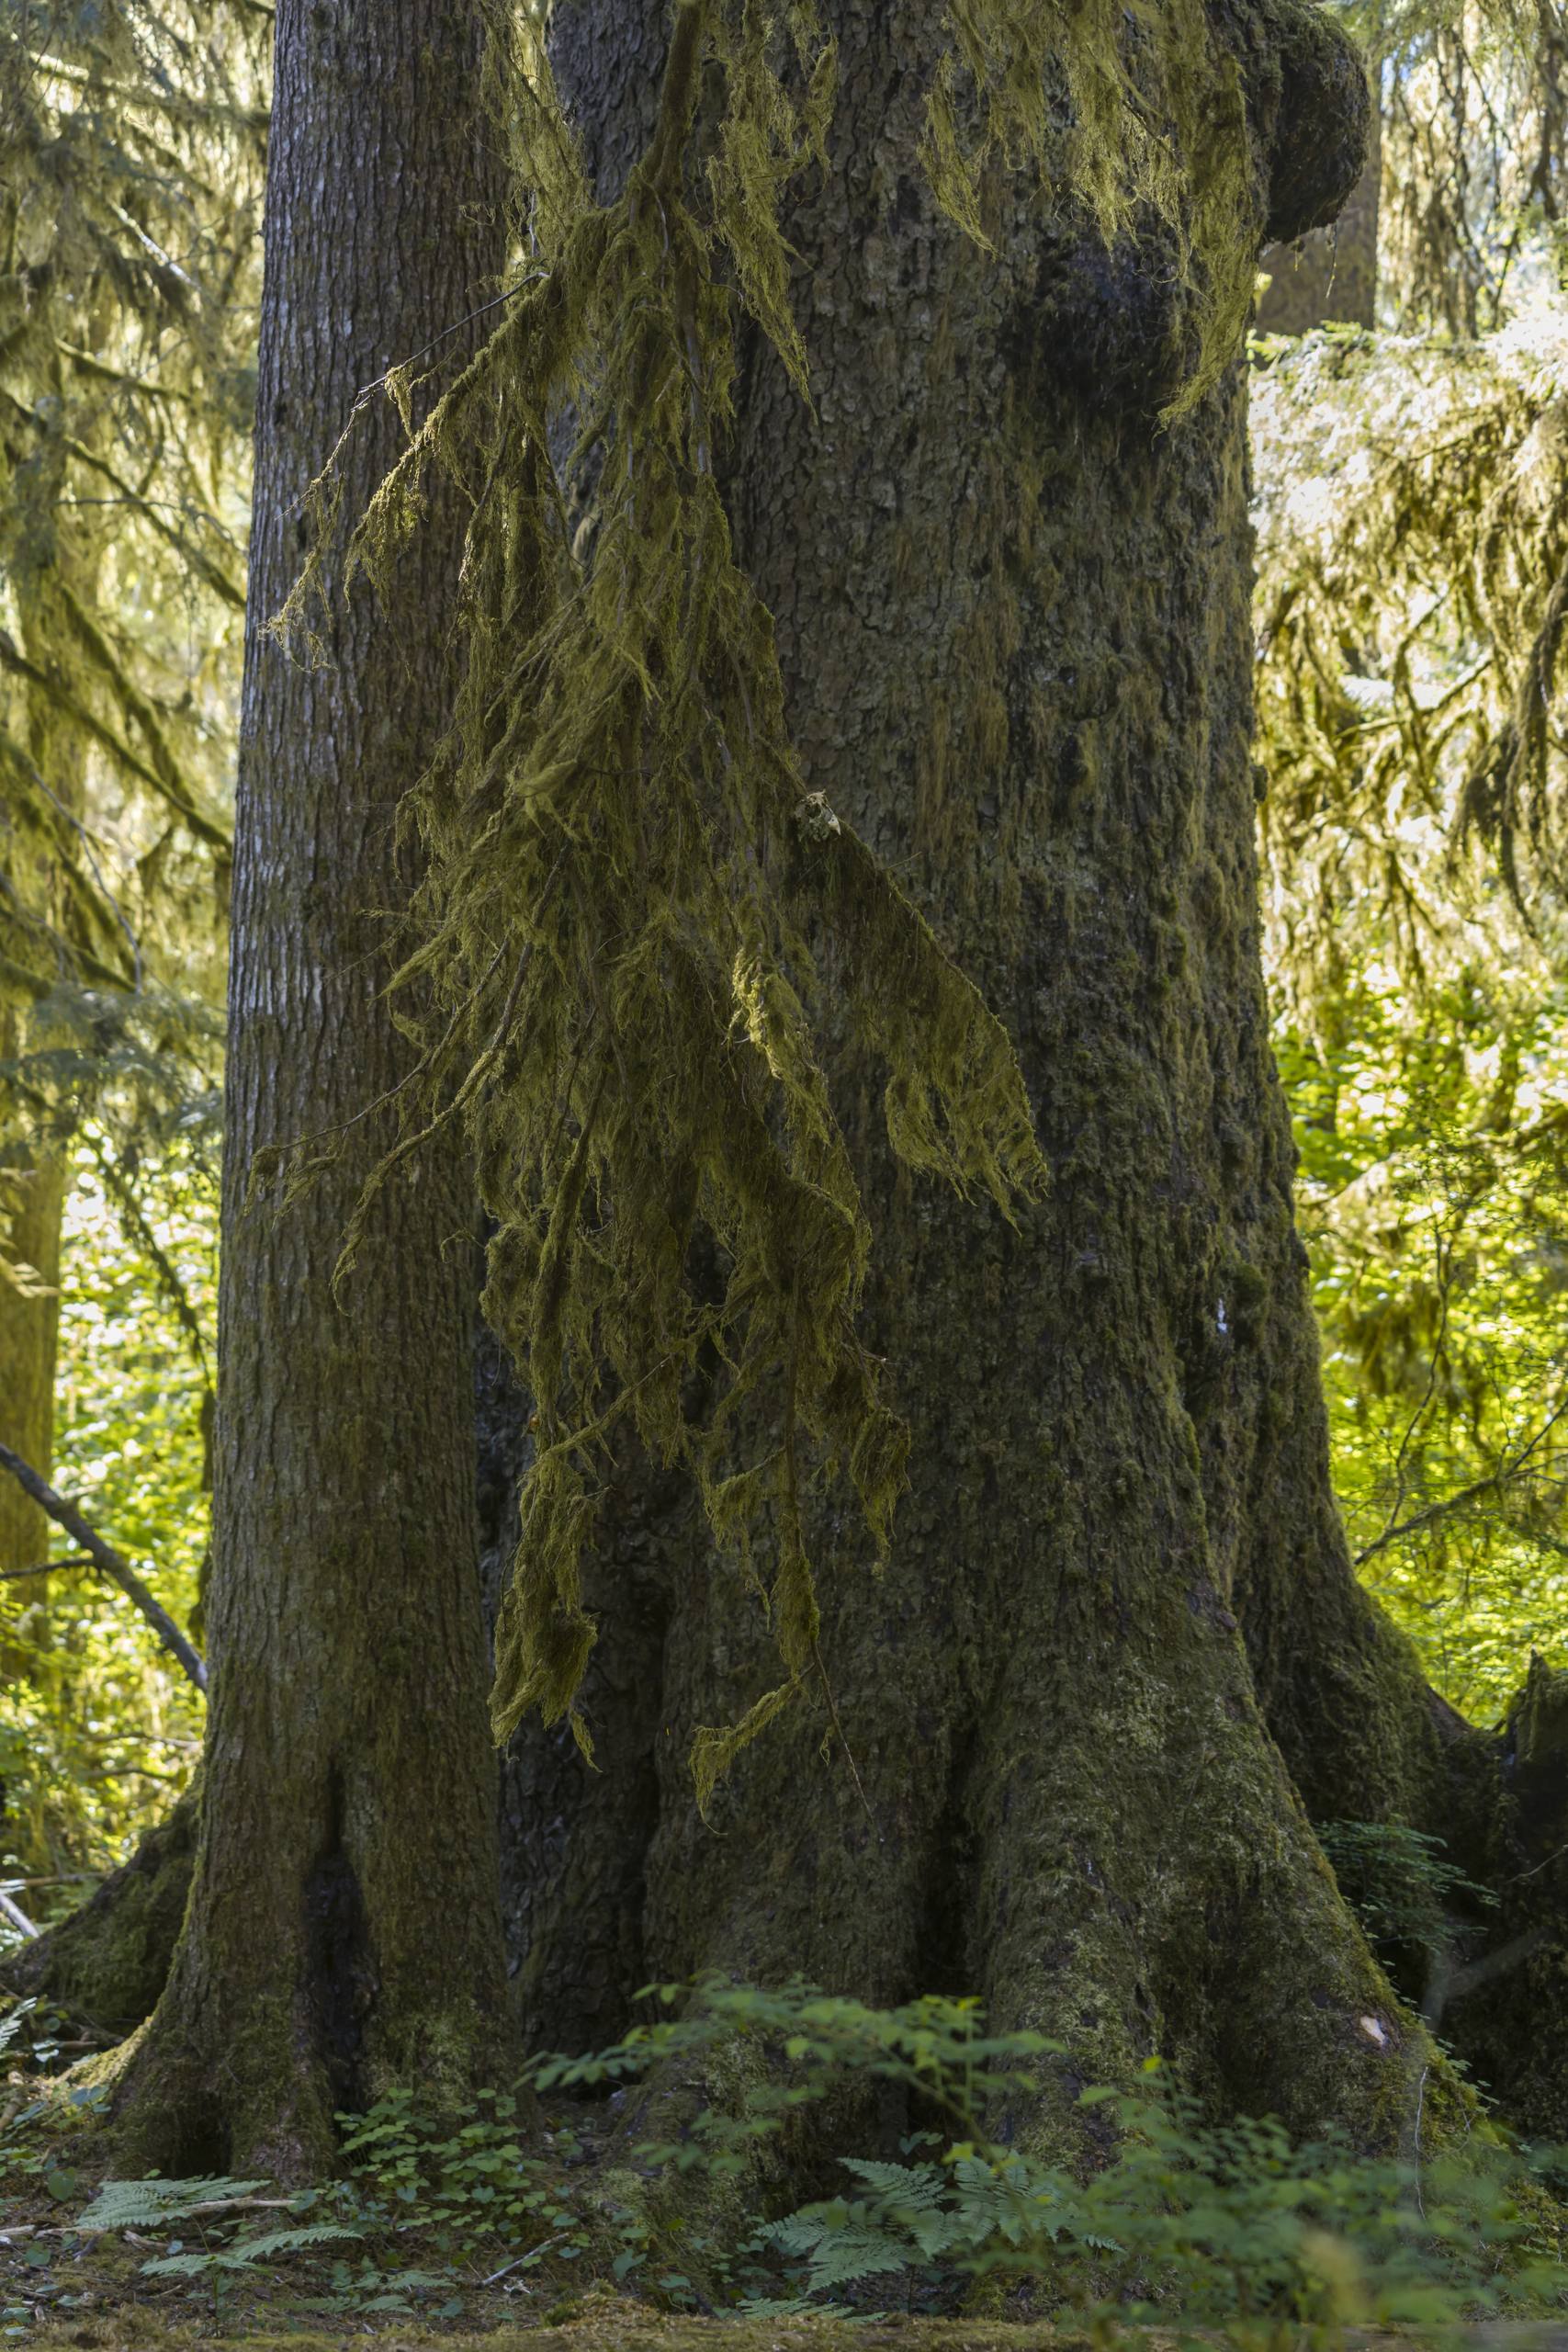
[44,0,1566,2167]
[484,0,1558,2158]
[111,0,511,2179]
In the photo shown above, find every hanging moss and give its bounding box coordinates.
[278,0,1359,1797]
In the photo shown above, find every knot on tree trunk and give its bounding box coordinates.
[1258,0,1371,245]
[1016,220,1184,413]
[1011,0,1370,418]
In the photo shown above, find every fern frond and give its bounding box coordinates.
[79,2177,270,2229]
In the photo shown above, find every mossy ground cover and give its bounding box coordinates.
[17,2315,1568,2352]
[6,2130,1565,2349]
[17,2315,1098,2352]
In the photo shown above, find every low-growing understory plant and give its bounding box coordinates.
[746,2083,1567,2331]
[72,2177,362,2326]
[1317,1820,1500,1965]
[4,1979,1567,2336]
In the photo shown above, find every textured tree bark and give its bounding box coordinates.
[479,1334,670,2054]
[50,0,1567,2166]
[110,0,511,2178]
[482,0,1550,2160]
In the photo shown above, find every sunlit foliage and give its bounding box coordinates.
[0,0,259,1283]
[0,0,254,1861]
[1280,971,1568,1715]
[1,1128,209,1926]
[1253,0,1568,1719]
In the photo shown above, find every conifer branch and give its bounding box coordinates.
[0,632,231,852]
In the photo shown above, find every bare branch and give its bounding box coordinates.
[0,1892,38,1939]
[0,1443,207,1694]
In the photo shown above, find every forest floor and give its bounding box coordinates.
[10,2230,1568,2352]
[10,2211,1568,2347]
[19,2316,1568,2352]
[15,2316,1103,2351]
[17,2227,1568,2351]
[8,2064,1568,2349]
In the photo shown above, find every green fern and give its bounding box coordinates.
[0,1998,37,2057]
[759,2148,1061,2301]
[78,2177,270,2230]
[761,2203,913,2291]
[141,2223,363,2278]
[1318,1819,1498,1958]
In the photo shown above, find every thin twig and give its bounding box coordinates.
[812,1638,875,1834]
[1,1873,99,1887]
[345,273,547,414]
[1501,1837,1568,1886]
[92,1141,211,1388]
[0,735,141,990]
[0,1555,93,1579]
[483,2252,536,2286]
[1356,1393,1568,1566]
[1375,1207,1463,1549]
[291,274,551,537]
[0,1442,206,1693]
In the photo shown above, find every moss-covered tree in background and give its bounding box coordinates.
[0,0,257,1727]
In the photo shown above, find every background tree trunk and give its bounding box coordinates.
[2,1786,197,2041]
[0,1152,62,1580]
[112,0,511,2179]
[1257,106,1380,332]
[0,537,93,1589]
[482,0,1551,2159]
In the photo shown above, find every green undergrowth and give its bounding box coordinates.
[4,1983,1568,2341]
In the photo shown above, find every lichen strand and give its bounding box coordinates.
[308,0,1052,1804]
[473,0,1454,2161]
